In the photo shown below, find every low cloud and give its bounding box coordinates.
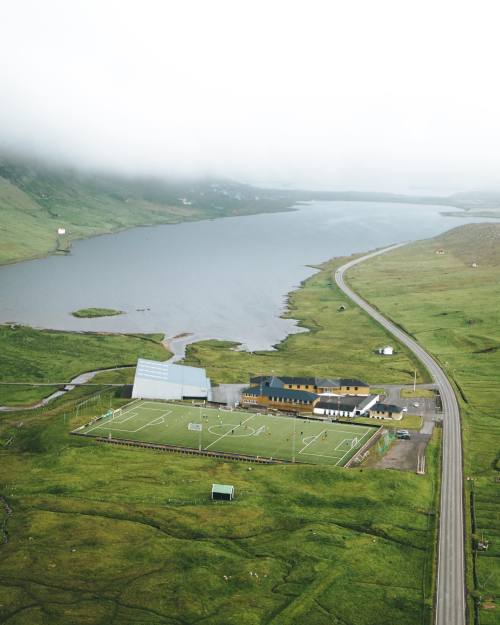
[1,0,499,192]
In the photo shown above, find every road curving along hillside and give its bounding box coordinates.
[335,243,465,625]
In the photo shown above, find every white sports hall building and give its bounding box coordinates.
[132,358,212,401]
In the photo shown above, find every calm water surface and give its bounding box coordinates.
[0,201,488,350]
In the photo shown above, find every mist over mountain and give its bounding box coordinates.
[1,1,500,193]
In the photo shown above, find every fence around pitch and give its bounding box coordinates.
[344,426,383,467]
[70,431,292,464]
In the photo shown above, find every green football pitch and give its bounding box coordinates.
[76,399,379,466]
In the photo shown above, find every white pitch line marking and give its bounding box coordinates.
[299,451,344,460]
[204,414,255,450]
[85,411,138,433]
[95,410,172,434]
[298,429,326,454]
[335,438,351,451]
[112,411,140,425]
[335,428,371,466]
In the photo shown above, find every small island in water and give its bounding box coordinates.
[71,307,124,318]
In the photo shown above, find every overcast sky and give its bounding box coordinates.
[1,0,499,192]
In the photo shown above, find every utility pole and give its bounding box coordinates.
[199,405,202,451]
[292,416,296,463]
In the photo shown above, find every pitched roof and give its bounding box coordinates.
[371,403,402,413]
[249,375,284,388]
[315,394,377,411]
[337,378,369,387]
[242,386,318,402]
[278,376,318,386]
[248,375,369,388]
[314,378,339,387]
[316,397,362,411]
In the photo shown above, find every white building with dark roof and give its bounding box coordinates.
[314,394,379,418]
[378,345,394,355]
[132,358,211,401]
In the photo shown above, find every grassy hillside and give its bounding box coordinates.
[347,223,500,623]
[0,156,299,265]
[0,238,445,623]
[0,325,167,406]
[0,386,440,625]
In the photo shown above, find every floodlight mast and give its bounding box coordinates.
[199,405,202,451]
[292,416,296,463]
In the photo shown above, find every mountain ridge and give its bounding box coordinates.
[1,154,499,266]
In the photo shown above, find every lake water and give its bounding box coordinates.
[0,201,488,351]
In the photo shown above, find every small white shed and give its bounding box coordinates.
[378,346,394,356]
[211,484,235,501]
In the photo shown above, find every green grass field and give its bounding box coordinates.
[348,223,500,623]
[0,386,439,625]
[71,307,124,318]
[0,325,168,406]
[77,400,377,467]
[0,223,459,625]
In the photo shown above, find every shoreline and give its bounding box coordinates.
[0,197,480,269]
[0,202,301,268]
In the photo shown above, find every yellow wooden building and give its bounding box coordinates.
[241,385,319,413]
[250,376,370,396]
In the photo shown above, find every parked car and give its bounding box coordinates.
[413,402,420,407]
[402,407,408,412]
[396,429,411,440]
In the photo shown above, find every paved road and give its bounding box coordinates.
[335,244,465,625]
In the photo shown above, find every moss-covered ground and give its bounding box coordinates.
[347,223,500,623]
[0,325,167,406]
[0,255,442,624]
[0,392,439,625]
[71,308,124,318]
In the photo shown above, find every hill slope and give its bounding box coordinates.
[0,157,300,265]
[2,154,500,266]
[348,223,500,623]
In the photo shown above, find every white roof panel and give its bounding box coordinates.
[135,358,209,387]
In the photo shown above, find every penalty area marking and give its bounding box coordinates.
[207,423,256,437]
[335,438,357,452]
[147,416,165,426]
[85,411,138,433]
[301,435,316,445]
[298,430,326,454]
[96,410,172,434]
[335,428,371,466]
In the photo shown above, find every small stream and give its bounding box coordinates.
[0,365,135,412]
[0,334,208,412]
